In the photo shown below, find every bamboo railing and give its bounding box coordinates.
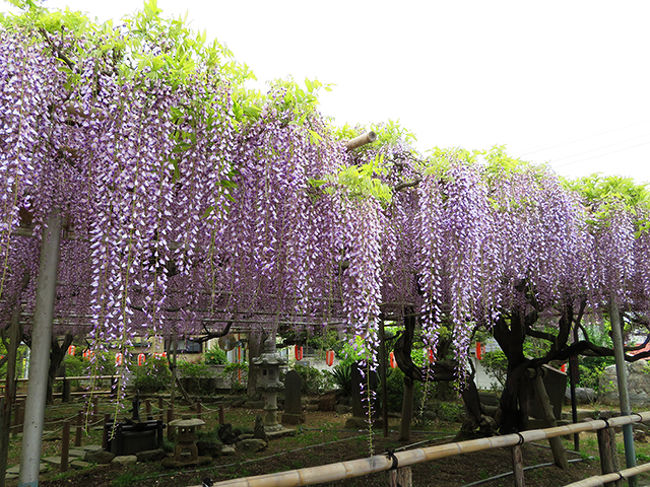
[194,412,650,487]
[562,462,650,487]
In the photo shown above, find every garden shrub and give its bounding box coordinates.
[205,345,228,365]
[177,361,211,378]
[329,363,351,396]
[292,364,332,394]
[385,367,424,412]
[132,356,172,393]
[434,401,466,422]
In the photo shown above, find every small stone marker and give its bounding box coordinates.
[281,371,305,425]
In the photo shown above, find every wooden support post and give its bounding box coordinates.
[399,377,414,442]
[387,467,412,487]
[60,421,70,472]
[511,444,526,487]
[62,377,71,403]
[158,396,164,422]
[533,370,569,469]
[597,426,622,487]
[219,405,225,425]
[167,408,174,440]
[75,410,82,447]
[145,400,152,419]
[196,402,202,419]
[12,401,21,437]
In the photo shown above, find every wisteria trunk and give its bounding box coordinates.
[46,334,73,404]
[247,331,264,399]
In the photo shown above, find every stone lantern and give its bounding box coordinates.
[252,335,286,432]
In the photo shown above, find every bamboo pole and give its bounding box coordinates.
[562,462,650,487]
[196,412,650,487]
[345,131,377,150]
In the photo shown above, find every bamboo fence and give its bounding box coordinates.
[192,411,650,487]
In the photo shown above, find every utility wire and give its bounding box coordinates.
[519,120,650,157]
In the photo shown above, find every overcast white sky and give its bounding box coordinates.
[5,1,650,183]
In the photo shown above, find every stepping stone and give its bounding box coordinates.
[5,473,18,480]
[43,456,62,466]
[71,460,92,469]
[69,448,86,457]
[80,444,103,453]
[220,445,235,455]
[111,455,137,466]
[6,463,47,476]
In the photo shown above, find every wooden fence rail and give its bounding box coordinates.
[192,412,650,487]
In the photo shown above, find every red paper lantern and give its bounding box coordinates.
[560,363,567,373]
[325,350,335,366]
[389,351,397,369]
[137,353,146,366]
[295,346,303,361]
[115,352,123,367]
[428,349,435,364]
[67,345,76,356]
[82,349,93,360]
[476,342,484,360]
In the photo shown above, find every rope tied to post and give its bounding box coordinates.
[385,448,399,470]
[515,432,525,446]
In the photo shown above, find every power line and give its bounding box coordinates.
[519,120,650,157]
[554,139,650,169]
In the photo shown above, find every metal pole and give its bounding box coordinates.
[18,210,62,487]
[610,298,637,487]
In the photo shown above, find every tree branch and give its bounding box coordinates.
[393,177,422,192]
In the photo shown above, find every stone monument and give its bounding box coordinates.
[281,370,305,425]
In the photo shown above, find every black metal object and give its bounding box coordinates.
[131,390,141,422]
[105,419,165,455]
